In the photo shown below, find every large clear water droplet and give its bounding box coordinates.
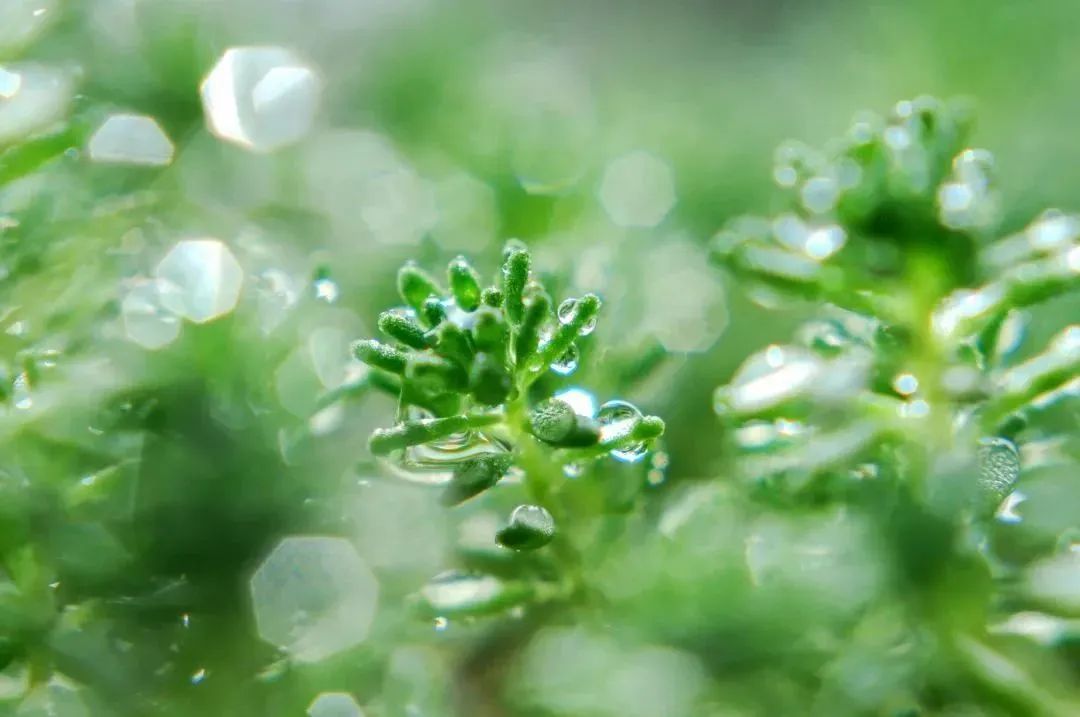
[200,46,321,153]
[386,406,510,486]
[557,298,597,336]
[549,343,579,376]
[497,504,555,550]
[597,399,646,463]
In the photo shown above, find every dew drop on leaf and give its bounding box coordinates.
[550,343,579,376]
[557,298,597,336]
[419,571,508,616]
[598,399,647,463]
[313,277,339,304]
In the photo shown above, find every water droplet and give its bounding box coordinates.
[155,239,244,323]
[773,215,846,261]
[803,225,846,260]
[883,125,912,151]
[932,283,1005,338]
[433,616,449,632]
[190,668,207,685]
[313,277,339,304]
[718,345,825,415]
[892,373,918,396]
[597,399,647,463]
[556,298,597,336]
[388,407,511,486]
[937,148,998,230]
[562,461,584,479]
[898,398,931,419]
[307,691,365,717]
[497,504,556,550]
[87,114,174,166]
[200,46,321,153]
[419,571,508,616]
[549,343,579,376]
[121,278,181,350]
[180,613,190,628]
[1027,210,1079,251]
[978,437,1020,500]
[800,175,839,214]
[250,536,379,663]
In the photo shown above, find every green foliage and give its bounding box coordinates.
[352,246,664,547]
[0,3,1078,714]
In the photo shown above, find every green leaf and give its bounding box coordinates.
[447,255,482,311]
[529,398,601,448]
[439,453,514,506]
[397,261,442,312]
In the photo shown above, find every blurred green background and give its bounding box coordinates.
[0,1,1078,715]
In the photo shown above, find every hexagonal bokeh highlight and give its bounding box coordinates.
[250,536,379,663]
[598,150,676,229]
[154,239,244,324]
[200,46,321,153]
[645,238,725,352]
[307,692,365,717]
[121,278,181,350]
[87,113,174,166]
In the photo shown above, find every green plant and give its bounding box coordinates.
[706,96,1080,715]
[2,4,1079,707]
[349,243,664,604]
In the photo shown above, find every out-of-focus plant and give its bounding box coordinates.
[706,96,1080,715]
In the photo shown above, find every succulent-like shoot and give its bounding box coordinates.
[352,243,665,547]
